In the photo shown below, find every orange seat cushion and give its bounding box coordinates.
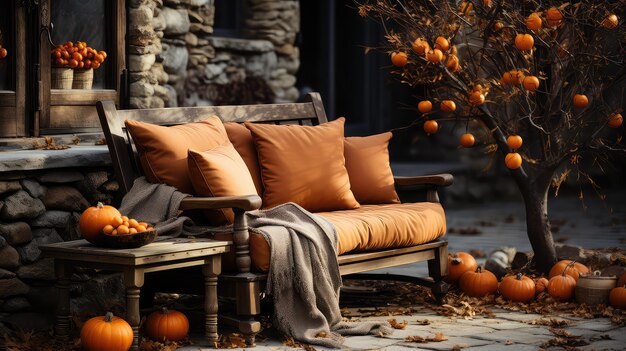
[188,144,258,224]
[243,202,447,272]
[224,123,264,196]
[245,118,360,212]
[125,117,229,194]
[344,132,400,204]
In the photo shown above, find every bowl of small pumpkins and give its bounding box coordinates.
[79,202,156,249]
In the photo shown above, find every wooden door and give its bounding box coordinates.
[0,1,27,137]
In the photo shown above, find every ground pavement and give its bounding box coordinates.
[179,193,626,351]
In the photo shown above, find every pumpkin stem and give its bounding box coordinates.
[561,260,577,276]
[451,257,462,265]
[516,272,523,280]
[161,306,169,314]
[104,312,114,323]
[96,202,104,209]
[476,266,482,273]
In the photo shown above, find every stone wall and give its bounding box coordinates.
[127,0,300,109]
[0,170,124,334]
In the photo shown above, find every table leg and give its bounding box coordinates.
[203,256,221,346]
[54,260,72,339]
[124,268,145,351]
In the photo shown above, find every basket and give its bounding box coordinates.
[72,68,94,89]
[51,68,73,89]
[94,229,158,249]
[575,271,617,306]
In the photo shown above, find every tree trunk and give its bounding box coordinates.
[520,176,558,274]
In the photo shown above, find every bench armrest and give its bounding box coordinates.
[394,174,454,187]
[178,195,262,211]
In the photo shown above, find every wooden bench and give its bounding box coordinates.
[97,93,452,346]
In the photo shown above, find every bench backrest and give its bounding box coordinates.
[97,93,328,194]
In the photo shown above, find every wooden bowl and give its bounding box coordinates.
[96,229,158,249]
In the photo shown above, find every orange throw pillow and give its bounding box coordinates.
[125,116,229,194]
[245,117,360,211]
[224,122,264,195]
[188,144,258,224]
[344,132,400,204]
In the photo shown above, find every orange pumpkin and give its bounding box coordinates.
[601,14,619,29]
[548,260,589,282]
[617,272,626,287]
[435,36,450,51]
[391,52,408,67]
[505,152,522,170]
[418,100,433,114]
[79,202,122,243]
[423,120,439,135]
[507,135,523,149]
[459,267,499,297]
[469,91,485,106]
[426,49,444,63]
[445,252,478,283]
[547,272,576,301]
[535,277,549,294]
[526,13,542,31]
[546,7,563,27]
[609,285,626,309]
[522,76,540,92]
[515,34,534,51]
[81,312,133,351]
[412,38,430,55]
[573,94,589,109]
[446,55,460,72]
[440,100,457,112]
[460,133,475,148]
[145,307,190,342]
[608,113,623,128]
[500,273,536,302]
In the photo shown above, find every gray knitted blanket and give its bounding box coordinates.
[119,178,392,347]
[248,203,392,348]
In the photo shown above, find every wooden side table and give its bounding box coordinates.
[41,237,230,351]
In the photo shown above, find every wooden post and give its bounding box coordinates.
[427,243,449,303]
[203,256,221,346]
[232,208,251,274]
[54,260,72,339]
[124,269,145,351]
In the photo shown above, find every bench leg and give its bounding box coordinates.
[427,244,449,303]
[124,269,145,351]
[54,260,72,339]
[203,256,221,347]
[236,279,261,347]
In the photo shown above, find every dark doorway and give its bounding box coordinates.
[297,0,424,160]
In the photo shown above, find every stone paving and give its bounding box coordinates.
[177,193,626,350]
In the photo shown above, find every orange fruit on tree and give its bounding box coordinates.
[601,14,619,29]
[505,152,522,169]
[412,38,429,55]
[426,49,444,63]
[446,55,460,72]
[510,70,525,85]
[418,100,433,114]
[482,0,492,7]
[501,72,513,85]
[526,13,542,31]
[493,21,504,31]
[440,100,456,112]
[0,48,8,59]
[546,7,563,27]
[573,94,589,108]
[423,120,439,135]
[460,133,475,148]
[435,36,450,51]
[391,52,408,67]
[514,34,534,51]
[608,113,623,128]
[522,76,540,91]
[507,135,523,149]
[469,91,485,106]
